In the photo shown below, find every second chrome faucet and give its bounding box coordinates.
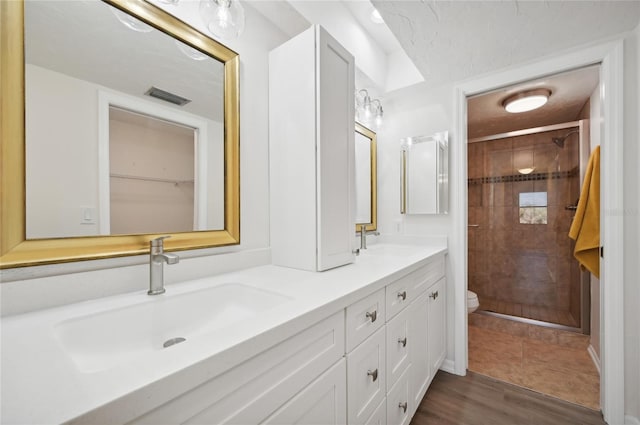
[358,224,380,250]
[148,236,180,295]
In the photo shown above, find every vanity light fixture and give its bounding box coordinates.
[503,89,551,113]
[175,41,208,61]
[356,89,384,130]
[199,0,245,40]
[370,8,385,24]
[109,6,154,33]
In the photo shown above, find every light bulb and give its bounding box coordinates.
[200,0,245,40]
[110,6,153,33]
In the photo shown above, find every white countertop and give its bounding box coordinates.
[1,243,446,424]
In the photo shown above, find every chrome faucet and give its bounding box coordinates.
[358,224,380,250]
[148,236,179,295]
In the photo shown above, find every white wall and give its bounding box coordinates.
[1,2,288,315]
[376,81,455,357]
[25,64,100,238]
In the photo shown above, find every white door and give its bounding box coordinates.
[316,26,355,271]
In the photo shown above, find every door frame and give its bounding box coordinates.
[97,90,210,234]
[452,39,625,423]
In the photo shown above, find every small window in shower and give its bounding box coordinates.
[519,192,548,224]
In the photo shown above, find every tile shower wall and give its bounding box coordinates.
[468,128,581,326]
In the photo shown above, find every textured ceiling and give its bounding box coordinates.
[467,65,600,139]
[373,0,640,89]
[25,0,223,122]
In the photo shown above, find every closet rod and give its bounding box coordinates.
[110,173,193,185]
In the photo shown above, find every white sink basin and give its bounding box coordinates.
[54,283,292,373]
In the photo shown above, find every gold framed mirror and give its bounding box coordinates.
[354,123,377,232]
[0,0,240,268]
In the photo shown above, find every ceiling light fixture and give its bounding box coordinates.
[502,89,551,113]
[517,167,536,175]
[370,8,384,24]
[355,89,384,130]
[199,0,245,40]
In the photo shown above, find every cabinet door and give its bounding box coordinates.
[347,326,386,424]
[316,26,356,271]
[407,291,430,416]
[386,365,411,425]
[428,277,446,378]
[263,359,346,424]
[386,306,410,391]
[364,398,386,425]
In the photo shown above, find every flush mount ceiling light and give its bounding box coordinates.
[517,167,536,175]
[502,89,551,113]
[199,0,245,40]
[370,8,385,24]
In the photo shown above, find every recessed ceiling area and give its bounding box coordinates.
[467,65,600,140]
[245,0,424,96]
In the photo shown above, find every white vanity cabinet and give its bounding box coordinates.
[269,24,356,272]
[127,312,346,425]
[347,254,446,425]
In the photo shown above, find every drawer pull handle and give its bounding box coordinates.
[367,369,378,382]
[397,291,407,301]
[399,401,408,413]
[429,290,439,300]
[366,310,377,323]
[398,337,407,347]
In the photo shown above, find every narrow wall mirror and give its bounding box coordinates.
[401,131,449,215]
[0,0,240,268]
[354,123,377,231]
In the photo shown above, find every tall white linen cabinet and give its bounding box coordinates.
[269,25,356,271]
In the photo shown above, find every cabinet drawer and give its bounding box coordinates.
[386,307,410,391]
[386,365,411,425]
[347,326,386,424]
[129,311,345,425]
[386,256,445,320]
[346,288,385,352]
[364,398,386,425]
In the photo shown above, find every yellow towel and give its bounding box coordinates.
[569,145,600,278]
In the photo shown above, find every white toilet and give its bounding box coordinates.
[467,290,479,314]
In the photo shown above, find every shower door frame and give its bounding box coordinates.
[452,40,625,424]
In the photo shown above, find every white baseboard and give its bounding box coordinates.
[625,415,640,425]
[440,359,456,374]
[587,344,601,375]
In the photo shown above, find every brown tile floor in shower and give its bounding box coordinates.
[478,296,578,327]
[468,313,600,410]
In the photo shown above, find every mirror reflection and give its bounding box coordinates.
[354,123,377,231]
[401,131,449,215]
[24,0,225,239]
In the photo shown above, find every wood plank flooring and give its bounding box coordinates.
[479,296,578,328]
[410,371,606,425]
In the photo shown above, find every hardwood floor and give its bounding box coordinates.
[478,296,578,328]
[410,371,606,425]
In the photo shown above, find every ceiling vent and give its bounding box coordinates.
[144,86,191,106]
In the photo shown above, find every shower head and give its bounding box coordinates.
[552,129,579,148]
